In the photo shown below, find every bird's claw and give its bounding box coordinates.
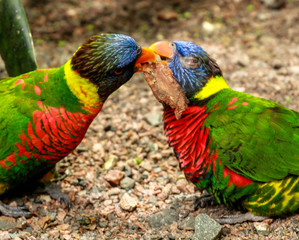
[44,183,71,210]
[0,201,33,218]
[195,192,218,209]
[215,212,268,224]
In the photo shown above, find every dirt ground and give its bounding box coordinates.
[0,0,298,239]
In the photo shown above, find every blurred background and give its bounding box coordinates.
[0,0,298,239]
[1,0,298,110]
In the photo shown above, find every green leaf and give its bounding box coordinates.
[0,0,37,77]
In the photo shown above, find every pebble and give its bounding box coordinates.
[193,214,222,240]
[157,183,172,200]
[148,196,157,204]
[104,169,124,186]
[150,153,163,161]
[144,111,162,126]
[289,66,299,75]
[139,160,153,172]
[108,187,122,196]
[0,216,18,231]
[148,208,179,228]
[178,216,195,230]
[123,165,133,177]
[39,194,52,203]
[158,9,178,21]
[120,177,135,190]
[253,222,270,235]
[104,154,119,170]
[176,178,195,193]
[0,231,10,240]
[119,193,138,212]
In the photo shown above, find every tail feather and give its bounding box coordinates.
[243,176,299,216]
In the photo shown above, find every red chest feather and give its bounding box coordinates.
[1,102,102,169]
[163,106,217,181]
[163,106,252,187]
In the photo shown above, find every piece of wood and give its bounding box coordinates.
[142,62,189,120]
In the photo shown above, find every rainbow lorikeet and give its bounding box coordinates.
[0,33,156,217]
[149,41,299,223]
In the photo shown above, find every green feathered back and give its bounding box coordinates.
[204,89,298,182]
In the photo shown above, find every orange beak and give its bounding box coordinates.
[149,41,173,59]
[135,47,157,72]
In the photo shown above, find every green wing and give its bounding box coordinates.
[204,89,299,182]
[0,75,41,162]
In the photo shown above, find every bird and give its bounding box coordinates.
[0,33,156,217]
[149,40,299,224]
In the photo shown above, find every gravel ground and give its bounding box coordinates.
[0,0,298,239]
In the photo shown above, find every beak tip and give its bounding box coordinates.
[149,41,173,59]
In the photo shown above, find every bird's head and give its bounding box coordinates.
[71,33,156,99]
[149,41,222,98]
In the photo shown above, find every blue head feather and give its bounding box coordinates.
[168,41,222,98]
[72,33,141,99]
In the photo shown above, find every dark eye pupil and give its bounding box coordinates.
[115,68,124,75]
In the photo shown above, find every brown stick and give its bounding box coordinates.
[142,62,189,120]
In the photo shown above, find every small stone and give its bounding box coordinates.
[157,183,172,200]
[76,142,88,152]
[236,54,250,67]
[144,111,162,126]
[176,178,190,193]
[148,141,159,151]
[38,216,51,229]
[119,193,138,212]
[108,188,122,196]
[0,231,10,240]
[178,216,195,230]
[104,169,124,186]
[148,196,157,204]
[253,222,270,235]
[0,216,17,231]
[193,214,222,240]
[39,194,52,203]
[92,143,103,152]
[148,209,179,228]
[104,154,119,170]
[77,190,87,196]
[56,209,67,222]
[289,66,299,75]
[123,165,133,177]
[120,177,135,190]
[90,186,102,199]
[158,9,178,21]
[202,21,215,33]
[150,153,163,161]
[99,221,108,228]
[139,160,153,172]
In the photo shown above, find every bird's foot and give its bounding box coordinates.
[0,200,33,218]
[215,212,268,224]
[195,192,218,208]
[44,183,71,210]
[36,183,70,210]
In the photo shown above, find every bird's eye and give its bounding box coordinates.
[115,68,124,75]
[181,56,200,68]
[137,46,142,55]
